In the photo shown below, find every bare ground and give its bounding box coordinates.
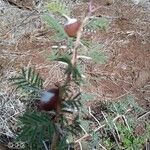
[0,0,150,149]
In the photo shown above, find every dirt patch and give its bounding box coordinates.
[0,0,150,148]
[1,0,150,107]
[81,0,150,110]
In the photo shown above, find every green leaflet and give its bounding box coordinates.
[89,49,107,64]
[47,0,70,16]
[18,111,55,149]
[55,54,82,81]
[43,14,69,40]
[87,17,109,30]
[10,67,43,94]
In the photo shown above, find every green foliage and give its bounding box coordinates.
[87,17,109,30]
[17,111,55,150]
[55,54,82,82]
[108,95,144,128]
[90,132,101,149]
[109,95,144,114]
[115,123,147,150]
[48,50,58,61]
[55,54,72,65]
[103,138,114,149]
[10,67,43,94]
[89,49,107,64]
[80,93,95,113]
[43,14,69,41]
[80,39,93,48]
[9,1,149,150]
[78,96,148,150]
[88,43,107,64]
[65,117,82,136]
[57,138,68,150]
[63,92,82,112]
[79,41,107,64]
[17,111,77,150]
[47,0,70,16]
[81,93,95,103]
[79,18,109,65]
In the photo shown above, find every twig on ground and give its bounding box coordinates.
[89,106,101,126]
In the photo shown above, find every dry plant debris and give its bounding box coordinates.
[0,0,150,149]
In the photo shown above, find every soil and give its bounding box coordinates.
[0,0,150,149]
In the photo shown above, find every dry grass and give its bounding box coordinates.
[82,0,150,106]
[0,0,150,148]
[0,68,25,139]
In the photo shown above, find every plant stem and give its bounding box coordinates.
[71,0,103,66]
[51,132,60,150]
[50,2,103,149]
[71,16,89,67]
[62,14,71,21]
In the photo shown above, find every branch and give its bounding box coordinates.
[71,0,103,66]
[71,16,89,66]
